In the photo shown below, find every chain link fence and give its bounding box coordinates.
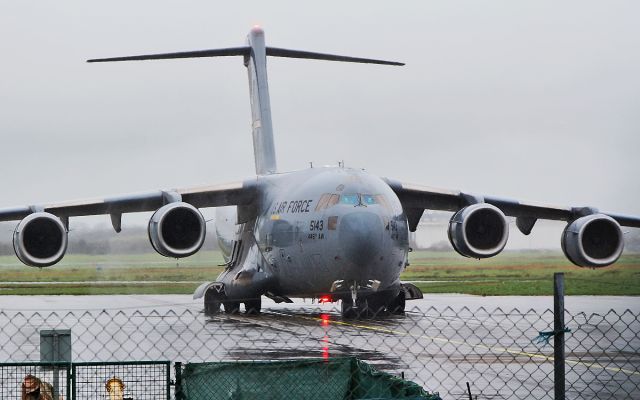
[0,298,637,399]
[0,363,70,400]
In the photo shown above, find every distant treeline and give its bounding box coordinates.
[0,221,638,256]
[0,223,219,256]
[418,231,640,252]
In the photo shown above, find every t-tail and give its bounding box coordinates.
[88,26,404,176]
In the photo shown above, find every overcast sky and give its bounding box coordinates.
[1,1,639,231]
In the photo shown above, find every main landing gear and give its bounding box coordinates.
[244,298,262,315]
[204,288,221,315]
[204,288,262,316]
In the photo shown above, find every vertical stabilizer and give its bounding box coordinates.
[86,28,403,177]
[245,27,277,175]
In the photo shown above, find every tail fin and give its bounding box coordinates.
[88,26,404,175]
[244,28,277,175]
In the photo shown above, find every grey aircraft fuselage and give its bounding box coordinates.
[215,167,409,302]
[3,27,637,317]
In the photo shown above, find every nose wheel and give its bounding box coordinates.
[341,282,375,318]
[340,285,406,318]
[340,297,358,319]
[340,296,381,318]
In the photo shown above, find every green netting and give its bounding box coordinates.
[180,357,441,400]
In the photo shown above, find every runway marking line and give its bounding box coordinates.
[268,311,640,378]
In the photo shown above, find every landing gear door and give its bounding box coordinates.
[227,240,243,269]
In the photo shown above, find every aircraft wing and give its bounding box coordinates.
[0,180,257,231]
[383,178,640,233]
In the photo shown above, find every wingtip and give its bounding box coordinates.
[382,61,405,66]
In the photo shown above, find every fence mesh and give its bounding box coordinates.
[0,363,70,400]
[73,362,169,400]
[0,304,638,399]
[565,310,640,399]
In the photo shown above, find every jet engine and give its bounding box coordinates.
[561,214,624,268]
[448,204,509,258]
[148,202,206,258]
[13,212,68,267]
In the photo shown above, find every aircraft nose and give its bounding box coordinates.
[338,211,383,267]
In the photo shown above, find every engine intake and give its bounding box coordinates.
[561,214,623,268]
[13,212,68,267]
[148,202,206,258]
[448,204,509,258]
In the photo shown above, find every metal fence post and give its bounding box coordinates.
[554,272,565,400]
[71,364,76,400]
[53,334,59,400]
[174,362,184,400]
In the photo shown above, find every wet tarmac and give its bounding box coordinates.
[1,293,637,313]
[0,295,638,399]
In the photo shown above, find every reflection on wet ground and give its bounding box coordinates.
[207,307,405,373]
[2,296,638,399]
[197,303,640,399]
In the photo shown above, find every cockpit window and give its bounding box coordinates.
[315,193,341,211]
[361,194,378,205]
[340,194,359,205]
[328,194,340,208]
[315,193,386,210]
[315,194,331,211]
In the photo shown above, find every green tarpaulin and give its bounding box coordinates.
[179,357,441,400]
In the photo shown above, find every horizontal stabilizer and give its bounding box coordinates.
[87,46,403,66]
[266,47,404,66]
[87,46,251,63]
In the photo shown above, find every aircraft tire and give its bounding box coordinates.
[244,298,261,315]
[204,288,221,315]
[353,298,369,318]
[365,295,387,318]
[386,290,406,315]
[341,299,357,319]
[204,300,221,315]
[223,301,240,314]
[204,299,221,315]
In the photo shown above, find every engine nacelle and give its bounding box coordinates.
[148,202,206,258]
[448,204,509,259]
[13,212,68,267]
[561,214,623,268]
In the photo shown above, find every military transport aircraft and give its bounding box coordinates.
[1,27,639,317]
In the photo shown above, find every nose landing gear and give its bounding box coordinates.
[340,282,406,318]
